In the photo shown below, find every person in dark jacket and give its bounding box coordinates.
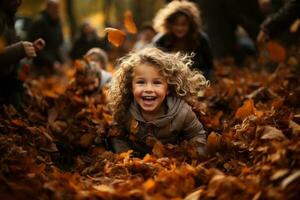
[152,0,213,80]
[108,47,208,158]
[257,0,300,44]
[70,21,110,61]
[27,0,63,75]
[197,0,264,65]
[0,0,44,111]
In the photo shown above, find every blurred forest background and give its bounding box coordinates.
[18,0,164,40]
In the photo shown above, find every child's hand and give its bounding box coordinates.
[33,38,45,52]
[22,41,36,58]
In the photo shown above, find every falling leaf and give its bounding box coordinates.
[290,19,300,33]
[124,11,137,34]
[266,41,286,63]
[104,28,126,47]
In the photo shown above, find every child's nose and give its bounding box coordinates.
[144,84,154,92]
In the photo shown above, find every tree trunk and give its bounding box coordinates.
[66,0,77,41]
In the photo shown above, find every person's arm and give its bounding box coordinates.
[0,42,25,75]
[182,108,207,144]
[261,0,300,39]
[199,32,214,70]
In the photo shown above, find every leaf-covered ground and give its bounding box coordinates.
[0,51,300,200]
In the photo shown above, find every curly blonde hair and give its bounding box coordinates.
[153,0,202,34]
[108,47,208,125]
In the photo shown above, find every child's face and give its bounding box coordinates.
[171,14,190,38]
[132,63,168,116]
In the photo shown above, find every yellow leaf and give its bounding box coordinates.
[124,11,137,34]
[104,28,126,47]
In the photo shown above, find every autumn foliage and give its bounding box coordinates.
[0,49,300,199]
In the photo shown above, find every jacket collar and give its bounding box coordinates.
[129,96,184,127]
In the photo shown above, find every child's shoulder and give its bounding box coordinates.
[166,96,193,116]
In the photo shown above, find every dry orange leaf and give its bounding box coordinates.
[0,37,6,53]
[11,119,25,127]
[235,99,255,119]
[19,64,30,81]
[104,28,126,47]
[210,111,223,127]
[207,132,221,153]
[266,41,286,63]
[103,112,113,125]
[143,179,156,192]
[124,11,137,34]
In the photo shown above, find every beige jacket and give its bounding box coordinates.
[112,96,206,154]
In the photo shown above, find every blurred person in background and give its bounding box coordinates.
[133,24,156,50]
[70,21,111,61]
[153,0,213,80]
[84,47,112,89]
[0,0,44,111]
[257,0,300,45]
[27,0,64,75]
[197,0,264,66]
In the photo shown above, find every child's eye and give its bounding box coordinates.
[153,80,162,85]
[136,80,145,84]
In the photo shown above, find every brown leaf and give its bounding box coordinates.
[104,28,126,47]
[19,64,30,81]
[281,171,300,189]
[0,37,6,53]
[271,169,289,181]
[260,125,286,140]
[289,120,300,135]
[207,132,221,153]
[152,141,165,157]
[48,107,59,124]
[266,41,286,63]
[11,119,26,127]
[103,112,113,125]
[184,189,203,200]
[124,11,137,34]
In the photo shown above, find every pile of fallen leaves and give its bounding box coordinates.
[0,51,300,199]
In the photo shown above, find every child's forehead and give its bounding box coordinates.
[132,63,165,76]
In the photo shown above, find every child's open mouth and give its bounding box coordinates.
[142,96,157,104]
